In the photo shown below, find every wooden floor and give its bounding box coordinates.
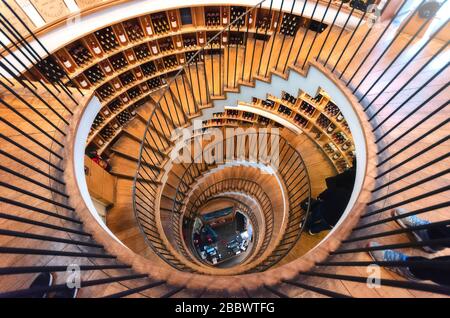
[0,84,182,298]
[1,4,449,297]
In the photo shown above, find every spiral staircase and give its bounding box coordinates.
[0,0,449,298]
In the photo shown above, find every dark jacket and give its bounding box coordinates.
[318,187,352,226]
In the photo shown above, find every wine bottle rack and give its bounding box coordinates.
[110,52,129,71]
[134,43,151,60]
[85,65,106,84]
[147,76,163,89]
[185,51,200,64]
[280,13,300,36]
[151,12,170,34]
[37,57,65,83]
[95,26,120,53]
[35,5,340,155]
[107,98,123,112]
[163,56,178,69]
[256,10,272,30]
[97,83,115,101]
[230,6,246,27]
[141,61,157,76]
[158,38,175,53]
[92,113,105,130]
[205,7,221,27]
[127,86,142,100]
[182,33,197,48]
[248,88,355,171]
[123,18,145,42]
[229,32,244,46]
[67,41,93,66]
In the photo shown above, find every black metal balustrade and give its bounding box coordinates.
[134,131,311,273]
[0,0,448,297]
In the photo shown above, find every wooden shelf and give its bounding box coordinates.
[98,127,123,155]
[68,47,195,90]
[87,84,167,145]
[214,95,354,172]
[65,25,223,80]
[99,66,182,104]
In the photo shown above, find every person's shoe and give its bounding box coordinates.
[30,272,53,298]
[392,208,437,253]
[367,242,417,280]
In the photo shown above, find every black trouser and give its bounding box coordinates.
[407,255,450,286]
[426,224,450,248]
[407,224,450,286]
[304,204,332,233]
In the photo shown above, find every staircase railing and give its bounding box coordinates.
[132,0,450,295]
[0,0,176,298]
[135,129,311,273]
[0,0,448,297]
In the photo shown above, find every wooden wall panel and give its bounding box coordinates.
[0,1,34,33]
[30,0,70,23]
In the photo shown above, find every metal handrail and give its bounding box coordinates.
[132,0,270,271]
[1,0,449,297]
[133,128,312,272]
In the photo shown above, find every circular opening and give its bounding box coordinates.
[188,198,255,268]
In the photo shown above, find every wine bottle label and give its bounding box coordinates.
[222,36,227,42]
[123,97,128,102]
[93,46,101,54]
[179,58,185,63]
[119,34,126,43]
[63,60,72,68]
[248,17,253,24]
[171,20,177,28]
[199,38,204,44]
[176,41,182,47]
[114,83,120,88]
[104,66,111,72]
[98,140,104,145]
[104,110,110,115]
[146,26,153,35]
[223,17,228,24]
[80,80,87,87]
[151,46,158,54]
[128,55,134,61]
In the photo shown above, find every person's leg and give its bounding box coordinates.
[392,208,450,253]
[368,242,416,279]
[406,256,450,286]
[426,225,450,248]
[304,204,324,231]
[307,205,332,235]
[368,242,450,286]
